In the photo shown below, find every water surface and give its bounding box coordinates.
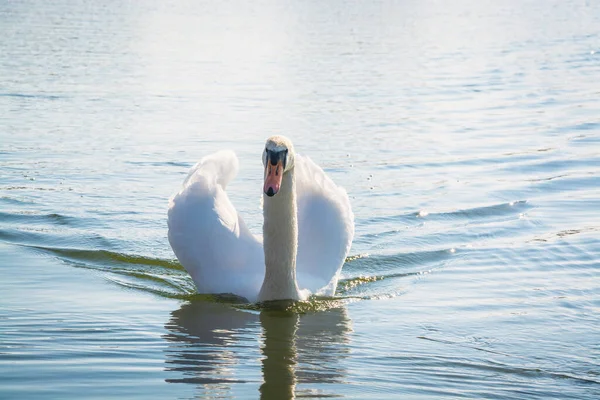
[1,0,599,398]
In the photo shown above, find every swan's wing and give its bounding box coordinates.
[295,154,354,296]
[167,150,264,302]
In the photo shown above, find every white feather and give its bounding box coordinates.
[167,150,354,302]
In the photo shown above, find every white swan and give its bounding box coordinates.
[167,136,354,302]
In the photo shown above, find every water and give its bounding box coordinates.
[1,0,599,398]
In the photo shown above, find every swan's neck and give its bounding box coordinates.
[259,168,301,302]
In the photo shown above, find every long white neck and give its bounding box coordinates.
[259,168,301,302]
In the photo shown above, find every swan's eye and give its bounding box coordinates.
[265,149,286,167]
[262,150,267,166]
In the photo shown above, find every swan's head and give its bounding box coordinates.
[262,135,295,197]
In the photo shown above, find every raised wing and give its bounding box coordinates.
[294,155,354,296]
[167,150,264,302]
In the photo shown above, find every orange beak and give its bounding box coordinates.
[264,160,283,197]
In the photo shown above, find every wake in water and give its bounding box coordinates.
[0,198,536,309]
[2,243,461,313]
[1,195,566,315]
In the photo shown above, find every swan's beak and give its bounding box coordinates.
[264,160,284,197]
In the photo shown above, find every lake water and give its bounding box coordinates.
[1,0,599,398]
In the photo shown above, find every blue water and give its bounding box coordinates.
[1,0,599,398]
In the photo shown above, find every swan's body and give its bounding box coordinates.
[167,136,354,302]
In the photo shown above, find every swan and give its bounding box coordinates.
[167,136,354,302]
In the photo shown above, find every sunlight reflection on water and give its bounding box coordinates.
[1,0,599,398]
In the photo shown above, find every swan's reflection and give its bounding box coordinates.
[163,300,351,399]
